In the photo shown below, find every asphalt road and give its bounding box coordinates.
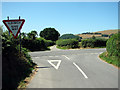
[27,47,118,88]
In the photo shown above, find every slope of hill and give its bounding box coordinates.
[77,29,118,39]
[96,29,118,35]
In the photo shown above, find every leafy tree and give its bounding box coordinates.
[102,34,109,37]
[27,30,38,40]
[0,26,3,41]
[60,34,80,40]
[91,35,96,39]
[106,33,120,57]
[40,27,60,41]
[109,34,114,38]
[31,30,38,39]
[21,32,27,39]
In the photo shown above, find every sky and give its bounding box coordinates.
[1,2,118,35]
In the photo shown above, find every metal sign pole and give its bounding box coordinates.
[19,16,21,54]
[7,16,10,36]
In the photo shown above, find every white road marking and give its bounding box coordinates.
[90,53,98,54]
[100,52,103,54]
[49,56,54,57]
[73,62,88,79]
[48,60,61,70]
[49,56,59,57]
[62,55,70,60]
[34,57,39,59]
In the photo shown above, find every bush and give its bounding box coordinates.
[106,33,120,57]
[44,39,55,47]
[102,34,109,37]
[81,38,107,48]
[56,39,79,48]
[99,52,120,67]
[22,38,47,51]
[60,34,80,40]
[2,31,36,89]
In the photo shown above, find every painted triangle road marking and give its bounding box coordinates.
[48,60,61,70]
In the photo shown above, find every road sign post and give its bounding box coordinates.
[3,16,25,54]
[19,16,22,54]
[7,16,10,36]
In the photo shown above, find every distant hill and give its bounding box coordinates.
[95,29,118,35]
[77,29,118,39]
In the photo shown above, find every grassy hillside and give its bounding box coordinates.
[78,34,101,39]
[77,29,118,39]
[96,29,118,35]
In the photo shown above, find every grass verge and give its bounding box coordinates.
[17,65,38,89]
[56,46,69,50]
[99,52,120,68]
[47,46,51,50]
[57,45,105,50]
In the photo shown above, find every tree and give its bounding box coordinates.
[106,33,120,57]
[0,26,3,40]
[91,35,96,39]
[27,30,38,40]
[40,27,60,41]
[21,32,27,39]
[59,34,81,41]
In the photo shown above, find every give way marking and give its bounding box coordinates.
[48,60,61,70]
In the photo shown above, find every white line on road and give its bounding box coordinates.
[49,56,54,57]
[99,52,103,54]
[33,57,39,59]
[73,62,88,79]
[49,56,59,57]
[62,55,70,60]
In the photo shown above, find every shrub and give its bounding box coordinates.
[22,38,47,51]
[44,39,55,47]
[102,34,109,37]
[60,34,80,40]
[106,33,120,57]
[56,39,79,48]
[2,31,36,89]
[81,38,107,48]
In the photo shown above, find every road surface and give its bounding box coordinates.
[27,47,118,88]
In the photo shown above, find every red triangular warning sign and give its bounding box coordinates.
[3,19,25,39]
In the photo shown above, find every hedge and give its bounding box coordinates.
[22,38,47,51]
[21,38,54,51]
[56,39,79,48]
[2,31,36,89]
[81,38,107,48]
[106,33,120,57]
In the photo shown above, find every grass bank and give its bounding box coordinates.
[17,65,38,88]
[56,45,69,50]
[99,52,120,68]
[57,45,105,50]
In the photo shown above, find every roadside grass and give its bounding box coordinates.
[90,46,106,49]
[99,52,120,68]
[57,44,106,50]
[17,65,38,89]
[47,46,51,50]
[56,46,69,50]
